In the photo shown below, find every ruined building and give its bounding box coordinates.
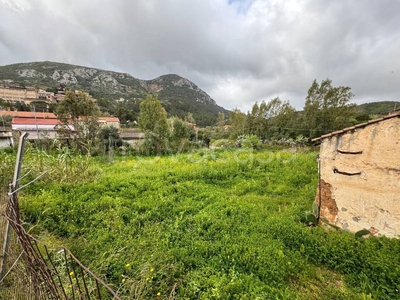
[312,112,400,238]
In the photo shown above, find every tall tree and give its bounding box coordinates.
[274,101,297,138]
[229,108,247,138]
[170,117,191,151]
[139,95,170,154]
[185,112,196,124]
[98,125,122,152]
[215,112,227,138]
[248,102,268,139]
[55,90,100,150]
[216,112,226,127]
[303,78,355,139]
[263,97,297,139]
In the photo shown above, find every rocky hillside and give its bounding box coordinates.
[0,61,226,126]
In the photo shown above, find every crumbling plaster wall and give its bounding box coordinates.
[317,117,400,237]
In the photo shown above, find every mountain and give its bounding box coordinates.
[0,61,226,126]
[356,101,400,116]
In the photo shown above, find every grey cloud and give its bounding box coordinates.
[0,0,399,112]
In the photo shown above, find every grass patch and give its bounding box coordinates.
[7,148,399,299]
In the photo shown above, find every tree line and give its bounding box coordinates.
[53,91,198,155]
[136,78,362,153]
[1,78,370,154]
[222,78,358,142]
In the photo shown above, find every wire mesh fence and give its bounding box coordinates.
[0,161,36,300]
[0,141,121,300]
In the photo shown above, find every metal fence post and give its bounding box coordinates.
[0,132,29,281]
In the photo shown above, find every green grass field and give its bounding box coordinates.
[4,148,399,299]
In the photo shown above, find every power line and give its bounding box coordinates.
[227,124,339,134]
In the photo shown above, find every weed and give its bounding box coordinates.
[2,149,397,299]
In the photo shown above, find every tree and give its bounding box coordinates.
[229,108,247,138]
[273,101,297,138]
[248,102,268,139]
[185,112,196,124]
[139,95,170,154]
[15,101,30,111]
[30,101,49,113]
[303,78,355,139]
[98,125,122,152]
[170,117,190,151]
[260,97,298,139]
[0,115,12,129]
[215,112,227,138]
[184,112,198,141]
[54,90,100,151]
[0,98,13,110]
[217,112,225,127]
[243,98,301,142]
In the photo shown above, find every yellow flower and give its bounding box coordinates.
[69,271,74,276]
[150,267,154,272]
[122,278,126,283]
[146,277,149,281]
[125,263,130,268]
[157,292,161,296]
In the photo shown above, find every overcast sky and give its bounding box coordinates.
[1,0,399,112]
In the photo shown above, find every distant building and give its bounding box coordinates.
[8,113,120,140]
[120,131,145,145]
[0,130,13,148]
[98,117,120,129]
[0,85,38,102]
[38,89,55,101]
[2,112,119,126]
[0,84,96,105]
[11,117,74,140]
[0,111,57,119]
[312,112,400,238]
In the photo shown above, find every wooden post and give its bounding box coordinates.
[0,132,28,281]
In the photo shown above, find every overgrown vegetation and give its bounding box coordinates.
[3,148,397,299]
[1,64,400,298]
[221,78,357,141]
[356,101,400,116]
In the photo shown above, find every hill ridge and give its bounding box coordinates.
[0,61,226,126]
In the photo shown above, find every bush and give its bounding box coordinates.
[238,134,262,149]
[211,139,233,148]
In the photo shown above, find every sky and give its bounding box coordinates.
[0,0,399,112]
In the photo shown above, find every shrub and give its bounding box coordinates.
[243,134,262,149]
[211,139,233,148]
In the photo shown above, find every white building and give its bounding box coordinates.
[12,118,74,140]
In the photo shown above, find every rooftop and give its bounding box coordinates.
[12,117,60,125]
[0,111,57,119]
[1,112,120,123]
[99,117,120,122]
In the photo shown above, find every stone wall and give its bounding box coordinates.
[316,117,400,237]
